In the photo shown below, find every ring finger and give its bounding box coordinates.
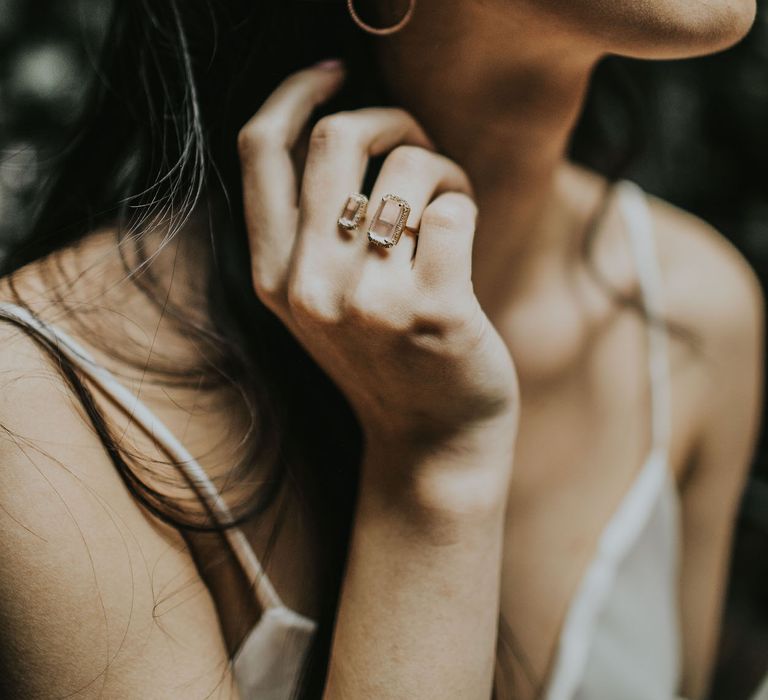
[363,145,473,269]
[291,109,433,305]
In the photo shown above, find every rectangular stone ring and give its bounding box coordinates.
[368,194,412,248]
[338,193,369,232]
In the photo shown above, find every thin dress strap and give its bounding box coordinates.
[543,180,676,700]
[0,301,283,612]
[615,180,673,461]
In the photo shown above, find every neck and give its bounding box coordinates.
[377,3,600,309]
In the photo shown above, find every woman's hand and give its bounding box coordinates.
[238,62,519,505]
[239,63,519,698]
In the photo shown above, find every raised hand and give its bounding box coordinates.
[238,63,519,491]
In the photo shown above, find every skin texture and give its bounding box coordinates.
[513,0,757,58]
[372,2,760,696]
[0,0,764,698]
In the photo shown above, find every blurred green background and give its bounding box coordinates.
[0,1,765,696]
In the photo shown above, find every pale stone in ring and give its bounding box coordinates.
[368,194,411,248]
[338,194,369,232]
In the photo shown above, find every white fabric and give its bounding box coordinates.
[232,606,317,700]
[752,673,768,700]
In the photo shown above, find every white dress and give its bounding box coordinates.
[0,181,758,699]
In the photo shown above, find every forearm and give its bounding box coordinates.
[323,437,513,699]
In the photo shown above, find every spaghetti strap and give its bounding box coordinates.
[543,180,678,700]
[615,180,673,461]
[0,300,284,612]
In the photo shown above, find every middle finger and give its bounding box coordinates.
[364,145,472,268]
[289,108,434,308]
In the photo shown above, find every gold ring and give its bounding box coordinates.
[338,193,369,232]
[368,194,412,248]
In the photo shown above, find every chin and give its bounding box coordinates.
[532,0,757,60]
[609,0,758,59]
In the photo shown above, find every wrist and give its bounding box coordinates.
[362,407,518,458]
[360,417,517,523]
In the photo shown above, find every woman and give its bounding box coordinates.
[0,1,763,698]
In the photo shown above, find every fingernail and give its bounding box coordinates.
[315,59,344,70]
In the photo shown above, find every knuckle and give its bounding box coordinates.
[345,287,405,331]
[386,145,431,173]
[407,301,479,358]
[310,113,356,150]
[412,294,466,331]
[237,119,279,158]
[386,107,417,123]
[383,108,427,138]
[345,287,376,321]
[422,194,477,231]
[252,274,285,305]
[287,279,336,323]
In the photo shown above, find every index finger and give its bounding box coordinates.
[239,61,346,156]
[238,62,347,221]
[238,62,346,294]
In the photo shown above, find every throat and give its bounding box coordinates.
[375,23,600,302]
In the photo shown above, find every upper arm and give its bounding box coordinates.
[0,323,240,699]
[653,206,766,699]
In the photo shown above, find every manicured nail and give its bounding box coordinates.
[315,59,344,70]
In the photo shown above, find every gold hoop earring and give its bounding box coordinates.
[347,0,416,36]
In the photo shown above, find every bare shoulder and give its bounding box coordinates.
[0,294,238,698]
[646,194,764,347]
[561,163,764,339]
[645,194,765,478]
